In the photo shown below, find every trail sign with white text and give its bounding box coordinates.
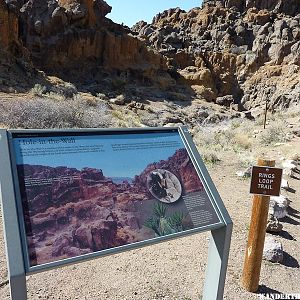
[250,166,283,197]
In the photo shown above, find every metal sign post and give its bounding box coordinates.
[180,127,233,300]
[0,127,232,300]
[0,130,27,299]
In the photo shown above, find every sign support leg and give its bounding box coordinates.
[0,130,27,299]
[202,224,232,300]
[9,274,27,300]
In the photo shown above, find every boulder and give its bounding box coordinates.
[52,233,73,256]
[74,225,93,249]
[236,166,252,178]
[216,95,234,107]
[269,195,289,219]
[263,236,283,263]
[266,214,283,233]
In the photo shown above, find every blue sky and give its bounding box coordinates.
[14,133,184,178]
[105,0,202,27]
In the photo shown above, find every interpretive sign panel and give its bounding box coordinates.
[250,166,283,197]
[0,127,232,300]
[6,128,224,271]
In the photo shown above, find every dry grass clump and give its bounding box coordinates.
[232,132,252,150]
[200,149,221,164]
[259,121,289,145]
[30,81,78,99]
[30,84,47,96]
[194,124,253,154]
[96,93,109,100]
[0,97,112,129]
[194,128,234,152]
[111,110,142,127]
[237,152,255,168]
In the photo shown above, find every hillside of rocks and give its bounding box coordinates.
[0,0,299,128]
[132,0,300,112]
[0,0,171,93]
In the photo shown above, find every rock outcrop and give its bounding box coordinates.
[0,0,299,111]
[204,0,300,16]
[0,0,20,53]
[0,0,169,87]
[132,0,300,110]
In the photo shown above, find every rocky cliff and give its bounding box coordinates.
[133,0,300,110]
[0,0,169,87]
[0,0,299,112]
[0,0,19,52]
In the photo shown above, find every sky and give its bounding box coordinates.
[14,132,185,178]
[105,0,202,27]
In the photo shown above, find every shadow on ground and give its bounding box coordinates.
[282,251,299,268]
[269,230,296,241]
[257,284,282,294]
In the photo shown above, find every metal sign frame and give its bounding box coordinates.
[0,126,232,300]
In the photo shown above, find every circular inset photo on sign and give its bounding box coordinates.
[147,169,182,203]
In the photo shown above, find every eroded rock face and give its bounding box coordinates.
[1,0,299,110]
[204,0,300,16]
[0,0,19,52]
[0,0,168,86]
[58,0,112,26]
[132,0,300,109]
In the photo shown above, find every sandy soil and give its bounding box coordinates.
[0,136,299,300]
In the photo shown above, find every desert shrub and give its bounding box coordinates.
[233,132,252,150]
[96,93,108,100]
[194,127,233,151]
[200,149,221,164]
[111,110,142,127]
[30,84,46,96]
[50,82,78,98]
[46,91,66,101]
[238,152,255,168]
[259,122,289,145]
[230,119,242,129]
[238,119,255,134]
[0,98,112,129]
[85,97,98,107]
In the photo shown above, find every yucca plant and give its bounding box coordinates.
[159,216,174,236]
[154,202,167,218]
[144,202,185,236]
[168,212,184,232]
[144,217,160,236]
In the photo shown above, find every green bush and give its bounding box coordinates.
[30,84,46,96]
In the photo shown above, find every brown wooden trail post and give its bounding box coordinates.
[241,158,275,292]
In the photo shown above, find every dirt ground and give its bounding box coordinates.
[0,133,299,300]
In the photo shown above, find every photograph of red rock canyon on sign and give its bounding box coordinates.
[13,132,221,267]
